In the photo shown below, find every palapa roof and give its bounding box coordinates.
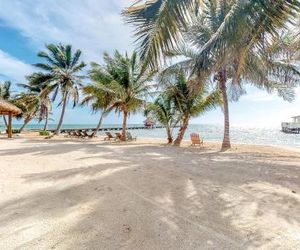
[144,117,156,125]
[0,98,22,115]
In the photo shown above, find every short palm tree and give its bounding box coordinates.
[162,70,222,146]
[81,82,114,137]
[15,76,52,132]
[0,81,12,127]
[144,94,179,144]
[31,44,86,135]
[91,51,154,140]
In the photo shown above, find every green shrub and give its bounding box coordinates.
[39,130,50,136]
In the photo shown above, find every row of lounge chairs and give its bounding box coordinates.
[63,129,202,146]
[65,130,94,139]
[104,131,137,141]
[64,130,137,141]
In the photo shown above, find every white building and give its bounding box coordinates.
[282,115,300,133]
[292,116,300,123]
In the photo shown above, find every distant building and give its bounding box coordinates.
[292,116,300,123]
[282,115,300,134]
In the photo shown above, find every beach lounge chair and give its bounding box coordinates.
[70,131,77,138]
[126,132,137,141]
[74,130,84,138]
[64,131,72,138]
[190,133,203,146]
[115,132,122,141]
[82,130,94,138]
[104,132,115,141]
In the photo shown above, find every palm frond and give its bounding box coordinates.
[123,0,199,68]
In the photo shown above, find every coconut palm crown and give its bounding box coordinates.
[31,44,86,135]
[90,50,154,140]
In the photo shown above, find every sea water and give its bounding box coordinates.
[5,123,300,149]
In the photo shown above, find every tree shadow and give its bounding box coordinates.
[0,139,300,249]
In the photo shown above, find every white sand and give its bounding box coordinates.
[0,135,300,249]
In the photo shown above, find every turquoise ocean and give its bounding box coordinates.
[3,123,300,149]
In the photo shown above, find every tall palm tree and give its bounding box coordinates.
[91,51,154,140]
[144,94,179,144]
[124,0,300,150]
[0,81,12,127]
[162,70,222,146]
[162,35,300,148]
[31,44,86,135]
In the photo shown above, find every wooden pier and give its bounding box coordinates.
[46,125,171,133]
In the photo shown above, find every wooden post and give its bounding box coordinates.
[8,112,12,138]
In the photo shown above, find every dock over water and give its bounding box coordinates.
[46,125,171,133]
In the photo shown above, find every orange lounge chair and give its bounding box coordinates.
[190,133,203,146]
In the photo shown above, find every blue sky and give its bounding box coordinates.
[0,0,299,128]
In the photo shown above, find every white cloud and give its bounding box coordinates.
[0,1,299,126]
[0,0,134,62]
[0,49,34,82]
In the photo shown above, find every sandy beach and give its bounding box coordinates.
[0,135,300,249]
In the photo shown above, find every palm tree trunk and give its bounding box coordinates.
[55,93,68,135]
[219,70,231,151]
[43,108,49,131]
[19,115,32,133]
[2,115,8,128]
[173,116,189,146]
[121,110,128,141]
[92,111,105,137]
[166,127,173,144]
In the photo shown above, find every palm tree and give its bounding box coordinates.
[162,70,222,146]
[15,77,52,132]
[124,0,300,68]
[144,94,179,144]
[81,83,114,137]
[32,44,86,135]
[0,81,12,127]
[91,51,154,140]
[161,35,300,148]
[124,0,300,150]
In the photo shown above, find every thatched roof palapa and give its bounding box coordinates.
[0,98,22,115]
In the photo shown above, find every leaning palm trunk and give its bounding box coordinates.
[3,115,8,128]
[43,109,49,131]
[19,115,33,133]
[219,71,231,151]
[173,116,189,146]
[92,111,106,137]
[166,126,173,144]
[55,93,68,135]
[121,110,128,141]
